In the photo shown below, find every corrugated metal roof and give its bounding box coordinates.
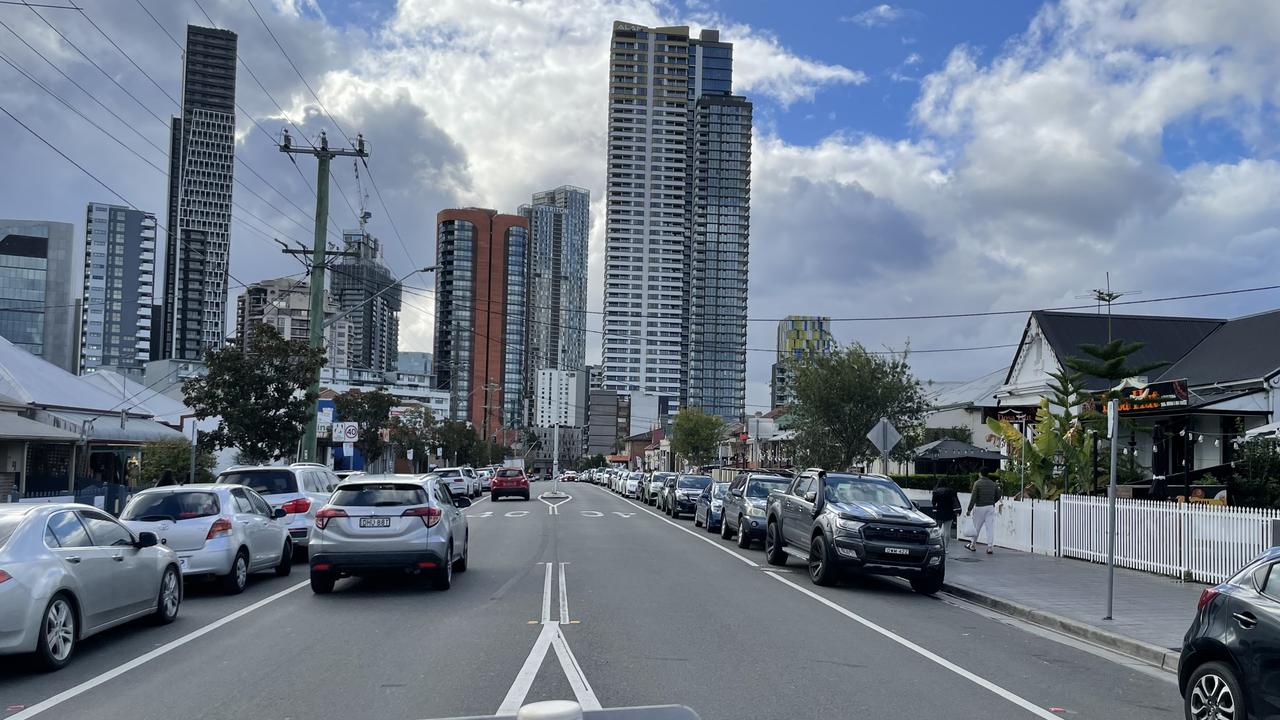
[46,410,183,444]
[926,368,1006,409]
[0,412,79,441]
[1032,311,1223,390]
[81,371,190,425]
[0,336,140,411]
[1158,309,1280,386]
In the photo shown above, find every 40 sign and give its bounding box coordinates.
[332,422,360,442]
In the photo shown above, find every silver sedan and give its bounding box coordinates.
[0,503,181,669]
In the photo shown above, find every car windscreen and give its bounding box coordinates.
[436,470,463,479]
[746,477,790,498]
[0,513,24,548]
[653,473,676,482]
[823,475,912,508]
[330,484,428,507]
[120,492,220,522]
[712,482,730,498]
[678,476,712,490]
[218,470,297,495]
[497,469,523,477]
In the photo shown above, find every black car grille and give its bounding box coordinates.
[863,524,929,544]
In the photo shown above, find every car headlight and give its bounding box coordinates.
[747,505,766,517]
[928,525,943,541]
[836,518,865,533]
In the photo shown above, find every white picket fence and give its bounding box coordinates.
[906,488,1280,583]
[1060,495,1280,584]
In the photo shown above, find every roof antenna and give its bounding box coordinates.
[1076,272,1141,342]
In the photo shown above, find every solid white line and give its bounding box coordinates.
[10,580,309,720]
[617,492,759,567]
[763,571,1060,719]
[540,562,553,624]
[550,625,602,710]
[558,562,569,624]
[496,622,557,715]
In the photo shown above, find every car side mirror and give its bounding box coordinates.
[273,507,288,519]
[911,501,922,510]
[455,497,472,509]
[804,491,817,503]
[135,531,159,548]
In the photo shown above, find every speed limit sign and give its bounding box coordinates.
[332,422,359,442]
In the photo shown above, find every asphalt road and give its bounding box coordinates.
[0,484,1183,719]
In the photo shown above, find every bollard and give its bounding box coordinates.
[517,701,583,720]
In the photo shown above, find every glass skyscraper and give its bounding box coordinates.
[0,219,77,372]
[80,204,156,374]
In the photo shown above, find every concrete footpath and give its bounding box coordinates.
[941,544,1205,672]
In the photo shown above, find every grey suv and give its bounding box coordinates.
[308,474,471,593]
[721,473,792,548]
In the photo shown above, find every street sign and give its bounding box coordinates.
[343,442,354,455]
[333,422,359,442]
[407,448,415,460]
[866,417,902,456]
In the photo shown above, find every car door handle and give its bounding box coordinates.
[112,554,124,562]
[64,555,81,564]
[1233,612,1258,629]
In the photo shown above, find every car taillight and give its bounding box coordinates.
[281,498,311,514]
[207,517,232,539]
[1197,587,1219,611]
[402,506,442,527]
[0,569,11,584]
[315,508,348,530]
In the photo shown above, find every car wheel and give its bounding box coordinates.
[1185,661,1246,720]
[695,512,703,527]
[310,569,335,594]
[910,567,945,595]
[522,492,530,501]
[152,566,181,624]
[706,517,718,534]
[809,534,837,586]
[720,516,733,539]
[275,540,293,577]
[736,518,752,548]
[434,543,454,590]
[35,594,76,670]
[220,549,249,594]
[764,521,787,565]
[454,535,469,573]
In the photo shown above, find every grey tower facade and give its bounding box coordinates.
[80,204,157,374]
[332,229,401,373]
[162,25,237,360]
[0,220,77,372]
[602,22,751,423]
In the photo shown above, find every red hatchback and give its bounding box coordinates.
[490,468,531,501]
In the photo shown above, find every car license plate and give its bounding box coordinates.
[178,557,188,569]
[359,517,391,528]
[885,547,909,555]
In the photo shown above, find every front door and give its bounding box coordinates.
[78,510,154,616]
[45,511,118,629]
[782,475,814,546]
[1243,561,1280,717]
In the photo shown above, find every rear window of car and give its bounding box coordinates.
[679,476,712,489]
[121,492,220,522]
[218,470,297,495]
[0,513,24,548]
[497,469,523,477]
[330,483,428,507]
[436,469,462,479]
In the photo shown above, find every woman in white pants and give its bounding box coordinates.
[966,474,1001,554]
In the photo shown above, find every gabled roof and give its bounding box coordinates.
[81,371,190,425]
[623,430,653,443]
[1157,309,1280,387]
[0,336,150,413]
[927,368,1006,410]
[1014,310,1223,390]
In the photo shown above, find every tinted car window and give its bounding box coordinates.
[436,485,455,507]
[746,477,790,498]
[497,469,523,477]
[679,476,712,490]
[247,490,272,516]
[712,482,730,499]
[80,511,134,546]
[331,484,428,506]
[218,470,297,495]
[0,514,24,548]
[791,476,814,497]
[1260,563,1280,601]
[230,488,255,513]
[47,511,92,548]
[121,491,220,522]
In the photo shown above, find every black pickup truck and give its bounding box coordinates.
[763,469,946,593]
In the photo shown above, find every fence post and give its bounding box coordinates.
[1271,519,1280,550]
[1179,501,1189,581]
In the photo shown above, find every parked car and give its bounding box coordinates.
[216,463,339,554]
[694,481,731,532]
[721,473,792,548]
[461,466,481,497]
[491,467,531,501]
[0,503,181,669]
[561,471,578,482]
[664,474,711,519]
[1179,547,1280,720]
[763,469,945,593]
[432,467,473,499]
[121,484,293,593]
[309,474,471,593]
[643,472,674,505]
[623,472,644,498]
[477,468,494,492]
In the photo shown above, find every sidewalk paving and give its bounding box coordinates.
[942,543,1206,672]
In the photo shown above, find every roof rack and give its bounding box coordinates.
[290,462,329,468]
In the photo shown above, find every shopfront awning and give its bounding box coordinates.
[0,412,79,442]
[47,411,184,444]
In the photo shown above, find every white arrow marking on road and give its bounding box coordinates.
[467,511,493,518]
[537,493,573,515]
[504,510,530,518]
[611,511,635,518]
[580,510,604,517]
[499,563,598,714]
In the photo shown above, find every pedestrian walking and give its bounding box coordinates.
[966,473,1001,554]
[930,479,961,546]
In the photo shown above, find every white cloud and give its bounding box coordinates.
[841,5,921,28]
[904,52,922,65]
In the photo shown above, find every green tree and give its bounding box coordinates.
[333,389,398,468]
[789,344,928,470]
[139,438,215,486]
[1063,339,1169,397]
[985,369,1093,498]
[671,407,724,465]
[183,324,326,464]
[437,419,479,466]
[1232,437,1280,508]
[387,406,437,472]
[577,453,608,471]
